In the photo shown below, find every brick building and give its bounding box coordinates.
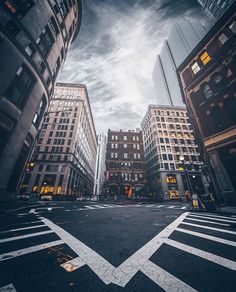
[178,5,236,204]
[105,129,147,200]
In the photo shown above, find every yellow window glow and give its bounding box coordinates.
[200,51,211,65]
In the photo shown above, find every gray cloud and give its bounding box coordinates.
[58,0,207,134]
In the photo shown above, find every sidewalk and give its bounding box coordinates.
[217,206,236,215]
[0,200,44,214]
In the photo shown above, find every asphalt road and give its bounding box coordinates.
[0,201,236,292]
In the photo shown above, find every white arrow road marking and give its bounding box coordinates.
[165,238,236,271]
[0,240,64,261]
[141,260,197,292]
[111,212,189,287]
[42,212,190,288]
[0,284,17,292]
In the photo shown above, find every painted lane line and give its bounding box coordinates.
[185,217,230,226]
[0,230,53,243]
[192,213,236,222]
[41,217,116,285]
[181,206,187,209]
[181,222,236,235]
[111,212,190,287]
[141,260,197,292]
[0,224,45,234]
[165,238,236,271]
[176,228,236,247]
[84,206,96,209]
[61,256,86,272]
[145,205,155,208]
[188,214,236,224]
[168,206,176,209]
[92,205,106,209]
[0,284,17,292]
[0,239,64,261]
[156,205,165,208]
[37,207,64,210]
[101,204,116,208]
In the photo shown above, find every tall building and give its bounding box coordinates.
[178,5,236,205]
[141,105,205,199]
[20,83,97,198]
[105,129,147,200]
[0,0,83,200]
[93,133,107,199]
[197,0,235,20]
[152,18,208,106]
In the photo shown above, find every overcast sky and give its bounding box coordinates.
[58,0,208,134]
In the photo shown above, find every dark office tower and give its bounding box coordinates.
[105,129,147,200]
[197,0,235,20]
[178,5,236,204]
[0,1,83,200]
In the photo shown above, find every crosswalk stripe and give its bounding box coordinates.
[84,206,96,209]
[165,238,236,271]
[181,206,187,209]
[61,256,86,272]
[0,230,53,243]
[176,228,236,247]
[141,260,197,292]
[168,206,176,209]
[185,217,230,226]
[0,284,17,292]
[188,214,236,224]
[194,213,236,221]
[101,204,115,208]
[145,205,155,207]
[181,222,236,235]
[0,224,45,234]
[92,205,106,209]
[0,239,64,261]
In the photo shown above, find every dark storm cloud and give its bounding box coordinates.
[58,0,207,133]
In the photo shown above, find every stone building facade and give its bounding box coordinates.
[0,0,83,200]
[20,83,97,198]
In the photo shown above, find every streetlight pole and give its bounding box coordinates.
[179,155,194,198]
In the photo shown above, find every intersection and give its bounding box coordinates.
[0,202,236,291]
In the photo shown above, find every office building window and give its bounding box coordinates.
[124,153,128,159]
[123,135,127,140]
[25,43,36,57]
[4,64,36,109]
[191,61,200,75]
[36,26,54,57]
[5,19,20,36]
[49,16,59,35]
[3,0,34,19]
[33,95,47,128]
[200,51,211,65]
[124,144,127,148]
[218,33,228,44]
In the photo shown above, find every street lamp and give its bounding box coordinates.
[179,155,194,198]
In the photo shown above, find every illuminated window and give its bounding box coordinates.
[191,61,200,75]
[200,51,211,65]
[3,0,34,19]
[218,33,228,44]
[229,21,236,33]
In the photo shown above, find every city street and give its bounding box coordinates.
[0,201,236,292]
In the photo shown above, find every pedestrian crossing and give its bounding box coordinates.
[25,203,189,215]
[1,212,236,291]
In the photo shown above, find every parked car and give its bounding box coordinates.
[40,194,52,201]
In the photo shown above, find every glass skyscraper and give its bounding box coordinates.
[152,18,208,107]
